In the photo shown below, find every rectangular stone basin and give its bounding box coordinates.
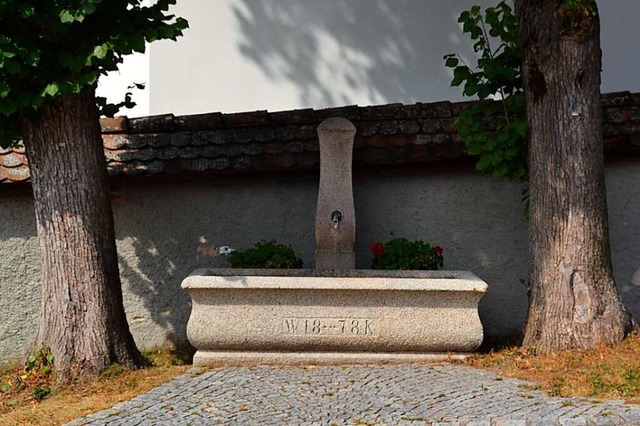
[182,269,487,365]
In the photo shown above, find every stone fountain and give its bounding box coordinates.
[181,118,487,365]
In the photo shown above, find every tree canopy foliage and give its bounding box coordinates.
[0,0,188,147]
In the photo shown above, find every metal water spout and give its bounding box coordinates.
[315,118,356,270]
[331,210,343,229]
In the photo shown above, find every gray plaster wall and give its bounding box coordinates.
[2,161,639,360]
[0,192,39,360]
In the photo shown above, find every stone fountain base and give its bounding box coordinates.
[181,269,487,366]
[191,351,470,366]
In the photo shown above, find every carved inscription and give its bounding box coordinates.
[282,317,374,336]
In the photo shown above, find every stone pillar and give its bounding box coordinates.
[315,117,356,270]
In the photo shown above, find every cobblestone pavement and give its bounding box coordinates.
[67,364,640,425]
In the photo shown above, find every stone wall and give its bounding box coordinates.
[2,92,639,184]
[1,94,639,360]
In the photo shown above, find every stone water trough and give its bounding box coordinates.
[183,269,486,365]
[182,118,488,365]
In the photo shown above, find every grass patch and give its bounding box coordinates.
[461,332,640,403]
[0,348,191,426]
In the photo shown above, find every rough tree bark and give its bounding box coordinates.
[515,0,633,351]
[20,86,143,383]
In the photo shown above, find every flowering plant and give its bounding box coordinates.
[370,238,443,270]
[224,240,303,269]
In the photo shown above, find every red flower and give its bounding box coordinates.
[433,246,443,255]
[370,242,384,256]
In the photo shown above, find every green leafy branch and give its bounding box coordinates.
[444,1,527,183]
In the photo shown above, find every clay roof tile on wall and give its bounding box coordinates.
[2,93,640,184]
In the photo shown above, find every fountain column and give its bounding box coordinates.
[315,117,356,270]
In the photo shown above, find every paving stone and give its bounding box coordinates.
[66,364,640,425]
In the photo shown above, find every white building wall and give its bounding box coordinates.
[97,51,150,118]
[97,0,640,118]
[96,0,152,117]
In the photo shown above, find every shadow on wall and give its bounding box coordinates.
[232,0,488,107]
[0,192,40,360]
[111,175,318,350]
[3,162,638,357]
[607,160,640,324]
[353,167,530,338]
[110,166,534,347]
[101,163,640,348]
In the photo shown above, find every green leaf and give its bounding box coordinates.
[60,51,86,72]
[82,2,97,15]
[0,101,17,115]
[129,35,146,53]
[451,66,471,87]
[26,51,40,67]
[6,61,20,74]
[494,163,509,177]
[60,10,75,24]
[158,25,180,40]
[444,56,459,68]
[514,120,528,137]
[463,82,479,97]
[0,82,9,97]
[18,5,35,18]
[43,83,59,97]
[476,156,490,170]
[93,44,108,59]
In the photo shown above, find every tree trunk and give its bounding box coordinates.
[515,1,632,351]
[20,86,144,383]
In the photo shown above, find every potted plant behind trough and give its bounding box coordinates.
[182,118,487,365]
